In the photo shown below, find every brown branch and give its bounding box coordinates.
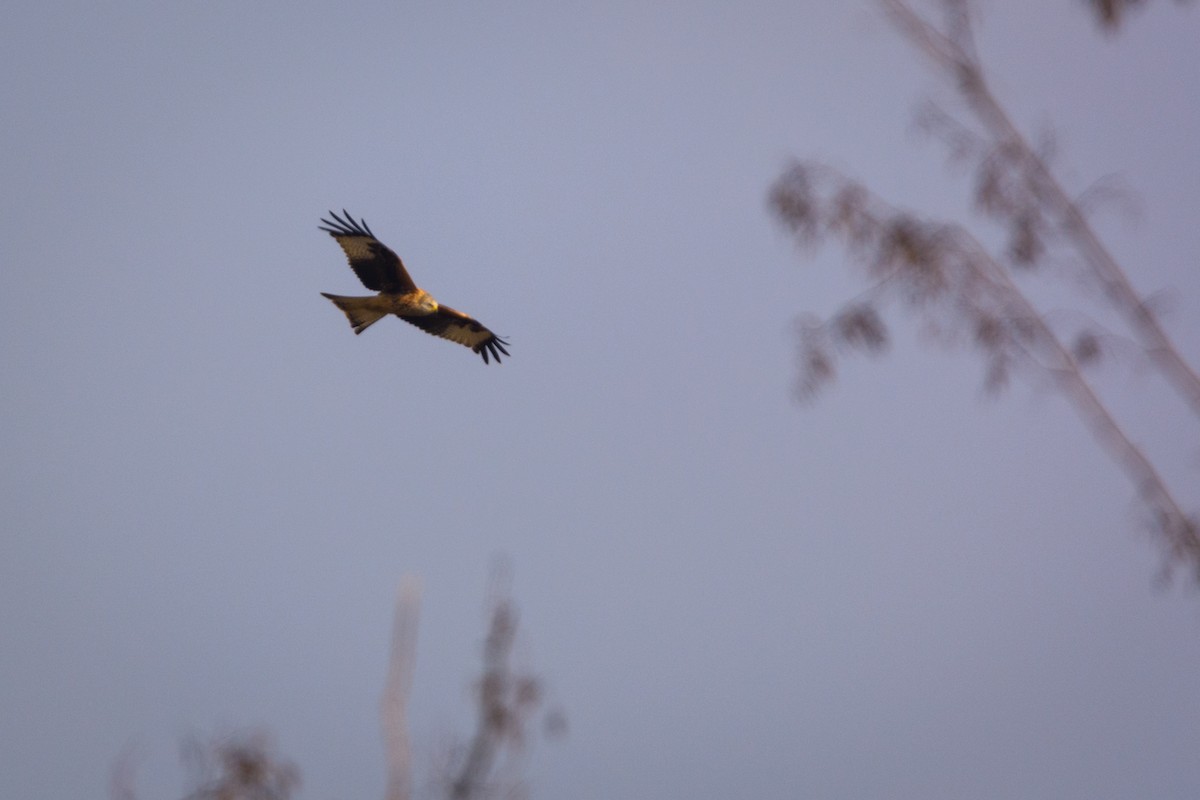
[381,576,422,800]
[949,227,1200,569]
[883,0,1200,418]
[449,564,543,800]
[771,161,1199,577]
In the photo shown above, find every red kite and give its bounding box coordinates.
[319,211,510,364]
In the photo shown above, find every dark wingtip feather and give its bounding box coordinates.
[319,210,374,238]
[340,208,375,238]
[476,335,510,365]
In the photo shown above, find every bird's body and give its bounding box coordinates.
[319,211,509,364]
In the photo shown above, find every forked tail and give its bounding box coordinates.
[321,293,387,334]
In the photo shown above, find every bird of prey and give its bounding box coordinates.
[319,210,510,364]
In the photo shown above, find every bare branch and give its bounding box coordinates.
[181,732,299,800]
[773,0,1200,578]
[1083,0,1194,32]
[109,745,139,800]
[770,156,1200,576]
[887,0,1200,417]
[449,564,545,800]
[949,226,1200,568]
[382,576,423,800]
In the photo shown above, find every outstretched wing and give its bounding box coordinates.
[400,306,510,364]
[319,210,417,294]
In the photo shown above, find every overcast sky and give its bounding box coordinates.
[3,2,1199,799]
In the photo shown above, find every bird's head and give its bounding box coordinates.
[410,288,439,314]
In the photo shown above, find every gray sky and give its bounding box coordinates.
[3,2,1199,799]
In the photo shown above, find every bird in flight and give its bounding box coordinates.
[319,210,510,364]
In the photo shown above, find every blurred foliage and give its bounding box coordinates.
[771,0,1199,579]
[1086,0,1194,31]
[180,732,300,800]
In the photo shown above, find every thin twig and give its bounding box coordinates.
[884,0,1200,417]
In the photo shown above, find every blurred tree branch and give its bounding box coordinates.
[382,576,422,800]
[770,0,1198,579]
[111,570,557,800]
[449,565,546,800]
[1085,0,1194,31]
[884,0,1200,416]
[180,732,300,800]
